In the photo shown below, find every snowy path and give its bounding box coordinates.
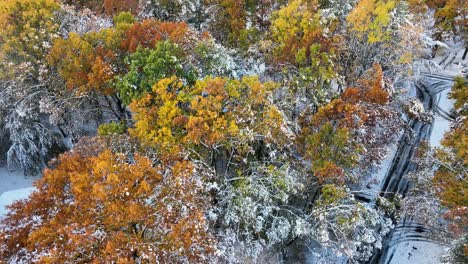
[0,167,37,217]
[369,42,466,264]
[376,76,453,264]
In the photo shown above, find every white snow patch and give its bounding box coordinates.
[0,187,35,217]
[358,143,399,201]
[375,144,399,189]
[0,167,38,217]
[430,86,454,147]
[387,241,446,264]
[0,167,37,195]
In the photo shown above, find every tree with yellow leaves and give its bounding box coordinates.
[270,0,336,71]
[347,0,398,43]
[0,0,61,78]
[130,75,287,163]
[0,0,68,174]
[425,0,468,41]
[268,0,338,118]
[343,0,421,82]
[130,75,308,257]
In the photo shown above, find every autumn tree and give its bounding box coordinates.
[207,0,246,43]
[48,12,136,94]
[347,0,398,43]
[0,0,69,174]
[433,77,468,235]
[0,0,61,77]
[103,0,140,15]
[130,75,288,161]
[0,137,217,263]
[299,65,400,184]
[450,76,468,114]
[425,0,468,41]
[62,0,140,15]
[121,19,191,53]
[48,15,199,128]
[130,75,307,257]
[116,40,197,104]
[268,0,338,118]
[417,77,467,264]
[49,17,197,99]
[270,0,336,72]
[0,1,126,173]
[115,20,229,105]
[343,0,422,81]
[205,0,278,48]
[302,122,360,184]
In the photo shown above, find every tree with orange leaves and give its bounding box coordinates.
[62,0,140,15]
[404,78,467,263]
[0,137,217,263]
[299,64,399,184]
[433,78,468,236]
[48,12,136,95]
[121,19,191,53]
[49,14,193,96]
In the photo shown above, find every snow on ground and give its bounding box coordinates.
[388,241,446,264]
[0,167,37,195]
[430,87,454,147]
[0,167,37,217]
[0,187,35,217]
[360,143,399,201]
[428,40,465,147]
[430,43,468,147]
[388,40,465,264]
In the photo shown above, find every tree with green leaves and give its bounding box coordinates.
[116,41,197,104]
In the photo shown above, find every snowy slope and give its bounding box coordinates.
[0,167,37,217]
[0,187,35,217]
[388,241,446,264]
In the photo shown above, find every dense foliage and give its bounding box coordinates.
[0,0,465,263]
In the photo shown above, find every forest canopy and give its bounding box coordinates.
[0,0,466,263]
